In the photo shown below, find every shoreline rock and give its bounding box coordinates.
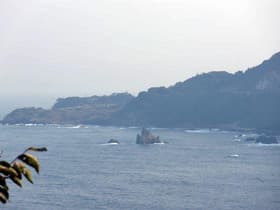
[255,135,278,144]
[245,135,278,144]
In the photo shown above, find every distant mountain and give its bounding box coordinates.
[2,52,280,132]
[2,93,134,124]
[112,52,280,131]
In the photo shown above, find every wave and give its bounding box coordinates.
[248,143,280,147]
[150,127,167,130]
[227,154,239,158]
[184,128,235,134]
[118,126,142,130]
[3,123,49,127]
[67,125,82,129]
[22,123,86,128]
[184,129,215,133]
[100,143,119,146]
[23,123,44,127]
[58,125,88,129]
[238,133,259,138]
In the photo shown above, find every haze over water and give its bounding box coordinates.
[1,0,279,117]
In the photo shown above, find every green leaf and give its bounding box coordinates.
[0,187,9,200]
[0,176,8,191]
[0,166,18,177]
[0,193,7,204]
[22,167,33,184]
[11,162,23,180]
[0,161,11,168]
[27,147,48,152]
[17,153,40,174]
[10,176,22,188]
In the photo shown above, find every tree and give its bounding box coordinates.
[0,147,47,204]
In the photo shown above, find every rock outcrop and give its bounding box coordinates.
[136,128,161,144]
[244,137,256,142]
[107,139,120,144]
[255,135,278,144]
[245,135,278,144]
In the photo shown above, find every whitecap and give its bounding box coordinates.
[62,125,88,129]
[249,143,280,147]
[184,129,211,133]
[228,154,239,158]
[100,143,119,146]
[24,123,37,127]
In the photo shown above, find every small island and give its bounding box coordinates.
[136,128,162,144]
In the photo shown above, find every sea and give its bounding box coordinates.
[0,124,279,210]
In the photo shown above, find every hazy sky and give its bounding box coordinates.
[0,0,280,117]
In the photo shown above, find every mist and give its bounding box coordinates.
[1,0,279,117]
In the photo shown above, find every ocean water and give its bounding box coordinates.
[0,125,279,210]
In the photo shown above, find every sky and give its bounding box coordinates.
[0,0,280,117]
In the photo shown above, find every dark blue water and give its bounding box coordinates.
[0,125,279,210]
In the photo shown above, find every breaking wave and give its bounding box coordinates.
[249,143,280,147]
[100,143,119,146]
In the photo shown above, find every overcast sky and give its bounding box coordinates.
[0,0,280,117]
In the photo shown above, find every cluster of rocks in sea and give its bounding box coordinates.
[107,129,279,145]
[106,128,165,145]
[245,135,278,144]
[136,128,164,144]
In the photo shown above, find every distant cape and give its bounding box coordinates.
[2,52,280,132]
